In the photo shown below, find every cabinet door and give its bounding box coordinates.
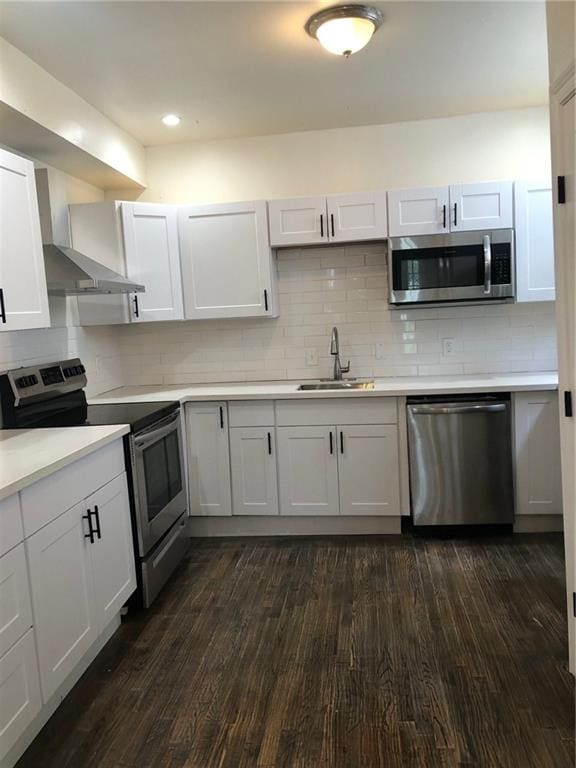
[514,392,562,516]
[449,181,513,231]
[186,403,232,516]
[387,186,450,237]
[0,629,42,762]
[88,474,136,628]
[230,428,279,516]
[515,180,555,302]
[0,149,50,331]
[179,201,275,319]
[326,191,388,242]
[337,426,401,516]
[277,426,339,515]
[121,202,184,322]
[0,544,33,658]
[268,196,328,246]
[26,501,98,701]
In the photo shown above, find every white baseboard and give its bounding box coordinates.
[187,515,402,537]
[513,515,564,533]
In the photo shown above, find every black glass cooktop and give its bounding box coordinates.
[25,398,180,433]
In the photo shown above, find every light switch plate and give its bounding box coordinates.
[305,348,318,366]
[442,338,456,356]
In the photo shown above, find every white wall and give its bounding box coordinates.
[546,0,575,84]
[119,242,557,388]
[126,106,551,204]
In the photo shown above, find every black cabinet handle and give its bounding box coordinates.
[330,213,335,237]
[442,204,446,229]
[132,295,139,318]
[91,505,102,540]
[219,406,224,429]
[340,431,344,454]
[329,431,333,454]
[264,289,269,312]
[320,213,324,238]
[267,432,272,455]
[0,289,6,324]
[83,511,95,544]
[453,202,458,227]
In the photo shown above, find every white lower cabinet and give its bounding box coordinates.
[186,403,232,516]
[277,426,339,516]
[338,426,401,516]
[0,629,42,759]
[514,392,562,516]
[230,428,279,516]
[0,544,33,658]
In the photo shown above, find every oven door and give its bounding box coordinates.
[131,410,188,556]
[389,230,514,304]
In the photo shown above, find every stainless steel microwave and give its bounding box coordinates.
[388,229,515,306]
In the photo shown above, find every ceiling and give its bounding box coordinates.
[0,1,549,147]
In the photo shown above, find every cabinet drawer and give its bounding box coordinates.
[228,401,275,427]
[21,440,125,537]
[275,398,397,426]
[0,494,23,557]
[0,629,42,762]
[0,544,33,658]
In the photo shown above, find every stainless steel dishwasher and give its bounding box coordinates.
[407,394,514,526]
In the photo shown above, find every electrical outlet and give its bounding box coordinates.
[305,348,318,367]
[442,338,456,357]
[375,343,386,360]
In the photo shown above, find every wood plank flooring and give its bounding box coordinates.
[17,534,574,768]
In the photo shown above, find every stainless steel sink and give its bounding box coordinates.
[298,381,375,391]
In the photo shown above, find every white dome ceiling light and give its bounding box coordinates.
[305,4,384,58]
[161,114,181,127]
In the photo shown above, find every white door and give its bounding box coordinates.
[88,474,136,627]
[268,196,328,246]
[0,544,33,658]
[514,392,562,516]
[186,403,232,516]
[387,186,450,237]
[514,180,555,302]
[326,191,388,242]
[277,426,339,515]
[449,181,513,232]
[26,501,98,701]
[121,203,184,322]
[179,201,275,319]
[0,629,42,762]
[0,149,50,331]
[230,428,279,516]
[337,425,401,516]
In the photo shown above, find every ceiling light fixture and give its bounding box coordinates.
[305,4,383,57]
[161,114,181,127]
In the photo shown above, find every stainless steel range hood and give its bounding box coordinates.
[35,168,145,296]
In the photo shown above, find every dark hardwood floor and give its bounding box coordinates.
[17,534,574,768]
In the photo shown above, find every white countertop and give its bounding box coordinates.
[0,425,130,502]
[90,372,558,405]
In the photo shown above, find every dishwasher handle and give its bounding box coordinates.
[409,403,507,416]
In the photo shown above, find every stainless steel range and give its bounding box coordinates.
[0,358,189,607]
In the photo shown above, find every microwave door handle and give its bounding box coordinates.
[483,235,492,294]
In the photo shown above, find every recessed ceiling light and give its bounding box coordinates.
[305,4,383,57]
[162,114,181,127]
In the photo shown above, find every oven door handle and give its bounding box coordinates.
[483,235,492,295]
[134,411,180,448]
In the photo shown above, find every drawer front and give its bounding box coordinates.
[275,398,397,426]
[228,401,275,427]
[21,440,125,538]
[0,544,33,658]
[0,629,42,762]
[0,495,24,557]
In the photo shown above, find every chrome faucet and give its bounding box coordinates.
[330,327,350,381]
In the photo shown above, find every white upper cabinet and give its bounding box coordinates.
[449,181,513,232]
[121,203,184,322]
[387,185,450,237]
[515,180,555,303]
[269,191,388,247]
[69,201,184,324]
[326,192,388,242]
[268,196,327,247]
[0,148,50,331]
[179,201,277,319]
